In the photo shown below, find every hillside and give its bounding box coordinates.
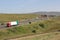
[0,16,60,40]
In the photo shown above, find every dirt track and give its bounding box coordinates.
[9,32,60,40]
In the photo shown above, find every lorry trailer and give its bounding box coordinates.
[7,21,19,27]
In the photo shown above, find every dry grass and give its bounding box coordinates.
[9,32,60,40]
[0,14,40,22]
[0,14,60,40]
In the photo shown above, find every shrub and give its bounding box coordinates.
[32,30,36,33]
[29,22,31,24]
[39,23,45,28]
[58,30,60,32]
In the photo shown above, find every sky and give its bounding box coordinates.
[0,0,60,13]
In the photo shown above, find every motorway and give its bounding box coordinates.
[0,17,54,29]
[19,17,48,25]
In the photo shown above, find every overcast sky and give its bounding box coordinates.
[0,0,60,13]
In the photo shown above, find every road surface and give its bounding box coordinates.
[0,17,53,29]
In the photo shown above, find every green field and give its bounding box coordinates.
[0,15,60,40]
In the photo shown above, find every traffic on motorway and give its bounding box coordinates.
[0,15,56,29]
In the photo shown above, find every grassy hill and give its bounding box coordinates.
[0,16,60,40]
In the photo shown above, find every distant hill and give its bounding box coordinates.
[0,12,60,16]
[31,12,60,16]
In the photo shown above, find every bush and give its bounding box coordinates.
[29,22,31,24]
[32,30,36,33]
[58,30,60,32]
[39,23,45,28]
